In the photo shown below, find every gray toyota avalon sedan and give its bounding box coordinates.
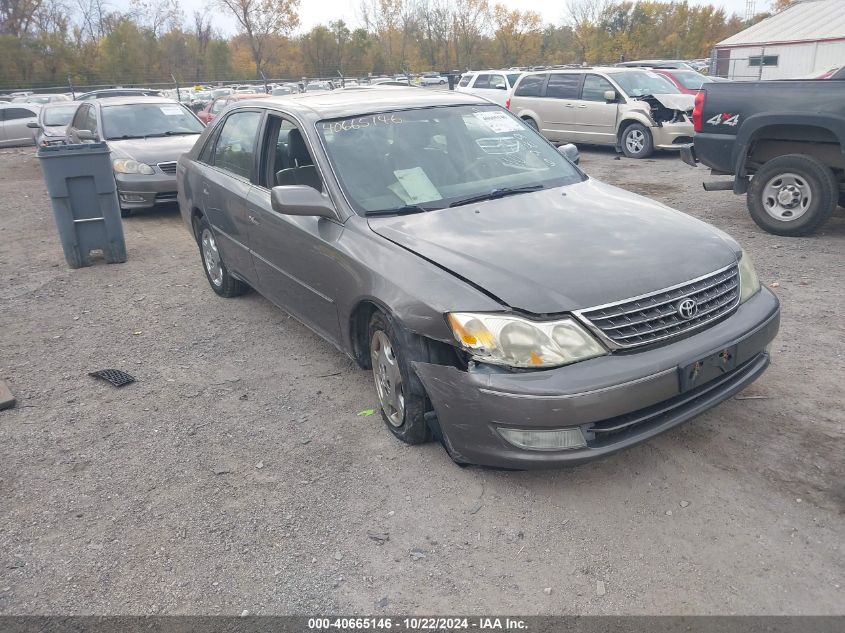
[176,88,780,469]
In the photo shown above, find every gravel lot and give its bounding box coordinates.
[0,144,842,616]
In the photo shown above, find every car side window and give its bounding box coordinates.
[513,74,546,97]
[198,126,221,165]
[489,74,506,90]
[507,73,522,88]
[546,74,582,99]
[71,104,88,130]
[458,74,472,87]
[581,75,615,101]
[84,107,98,135]
[212,110,262,179]
[4,107,37,120]
[473,74,491,89]
[262,115,323,192]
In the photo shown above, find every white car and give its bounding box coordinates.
[455,70,524,107]
[419,72,447,86]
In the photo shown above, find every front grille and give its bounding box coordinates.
[157,161,177,175]
[577,264,740,349]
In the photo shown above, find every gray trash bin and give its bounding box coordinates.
[37,142,126,269]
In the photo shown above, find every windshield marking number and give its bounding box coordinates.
[323,114,403,133]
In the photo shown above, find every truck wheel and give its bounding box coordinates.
[747,154,838,236]
[621,123,654,159]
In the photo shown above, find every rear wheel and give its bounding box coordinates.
[195,215,248,297]
[747,154,838,236]
[368,311,432,445]
[621,122,654,159]
[522,117,539,132]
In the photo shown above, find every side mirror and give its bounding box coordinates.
[604,90,617,102]
[271,185,336,219]
[558,143,580,165]
[76,129,97,141]
[27,121,41,129]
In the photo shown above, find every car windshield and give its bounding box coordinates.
[102,102,204,139]
[317,104,583,215]
[43,104,78,126]
[671,71,713,89]
[607,70,680,96]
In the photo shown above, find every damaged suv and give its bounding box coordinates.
[508,67,694,158]
[178,89,779,469]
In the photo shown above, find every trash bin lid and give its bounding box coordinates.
[37,142,110,158]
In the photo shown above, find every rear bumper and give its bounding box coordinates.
[115,172,178,209]
[679,143,697,167]
[414,288,779,469]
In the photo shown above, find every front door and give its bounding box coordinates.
[201,109,263,284]
[246,114,342,343]
[575,74,619,145]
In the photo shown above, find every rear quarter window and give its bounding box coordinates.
[458,74,472,87]
[514,74,547,97]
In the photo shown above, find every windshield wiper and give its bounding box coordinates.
[108,134,145,140]
[365,204,440,217]
[143,131,201,139]
[448,184,545,208]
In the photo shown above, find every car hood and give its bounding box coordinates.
[367,179,739,314]
[649,93,695,111]
[107,135,201,163]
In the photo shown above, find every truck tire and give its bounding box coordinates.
[620,123,654,159]
[747,154,838,236]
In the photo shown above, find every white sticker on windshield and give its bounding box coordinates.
[473,111,523,133]
[160,105,183,116]
[392,167,442,204]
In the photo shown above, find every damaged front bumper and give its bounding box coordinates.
[413,288,779,469]
[652,121,695,150]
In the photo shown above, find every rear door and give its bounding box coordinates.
[200,109,263,285]
[537,73,583,142]
[574,74,619,145]
[1,107,38,146]
[245,113,343,342]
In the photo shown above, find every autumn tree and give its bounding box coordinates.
[217,0,299,76]
[492,4,541,67]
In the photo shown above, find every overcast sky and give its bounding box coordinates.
[113,0,764,35]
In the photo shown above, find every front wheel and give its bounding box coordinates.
[621,123,654,158]
[522,117,539,132]
[747,154,838,236]
[368,311,432,445]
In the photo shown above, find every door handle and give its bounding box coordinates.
[248,214,260,226]
[578,104,588,108]
[564,103,575,108]
[202,187,210,196]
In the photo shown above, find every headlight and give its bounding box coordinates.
[738,251,760,303]
[113,159,155,175]
[446,312,607,368]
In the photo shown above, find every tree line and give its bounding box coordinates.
[0,0,783,91]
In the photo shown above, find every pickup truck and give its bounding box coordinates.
[681,79,845,236]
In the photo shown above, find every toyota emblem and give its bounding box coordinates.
[676,298,698,320]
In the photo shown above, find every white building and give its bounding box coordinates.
[714,0,845,80]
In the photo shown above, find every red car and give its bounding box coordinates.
[651,69,716,95]
[197,92,269,124]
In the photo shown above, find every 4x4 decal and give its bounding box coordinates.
[707,112,740,127]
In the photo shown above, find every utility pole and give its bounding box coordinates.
[171,73,180,104]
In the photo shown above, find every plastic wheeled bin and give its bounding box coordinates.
[37,142,126,269]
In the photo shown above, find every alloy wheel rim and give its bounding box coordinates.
[762,172,812,222]
[370,330,405,427]
[626,129,645,153]
[201,228,223,287]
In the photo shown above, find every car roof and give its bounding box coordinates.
[89,96,183,107]
[519,66,645,76]
[228,92,270,100]
[245,87,487,120]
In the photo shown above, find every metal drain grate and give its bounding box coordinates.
[88,369,136,388]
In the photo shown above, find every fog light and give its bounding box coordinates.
[498,427,586,451]
[120,193,145,203]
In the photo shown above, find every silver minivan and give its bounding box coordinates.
[508,67,695,158]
